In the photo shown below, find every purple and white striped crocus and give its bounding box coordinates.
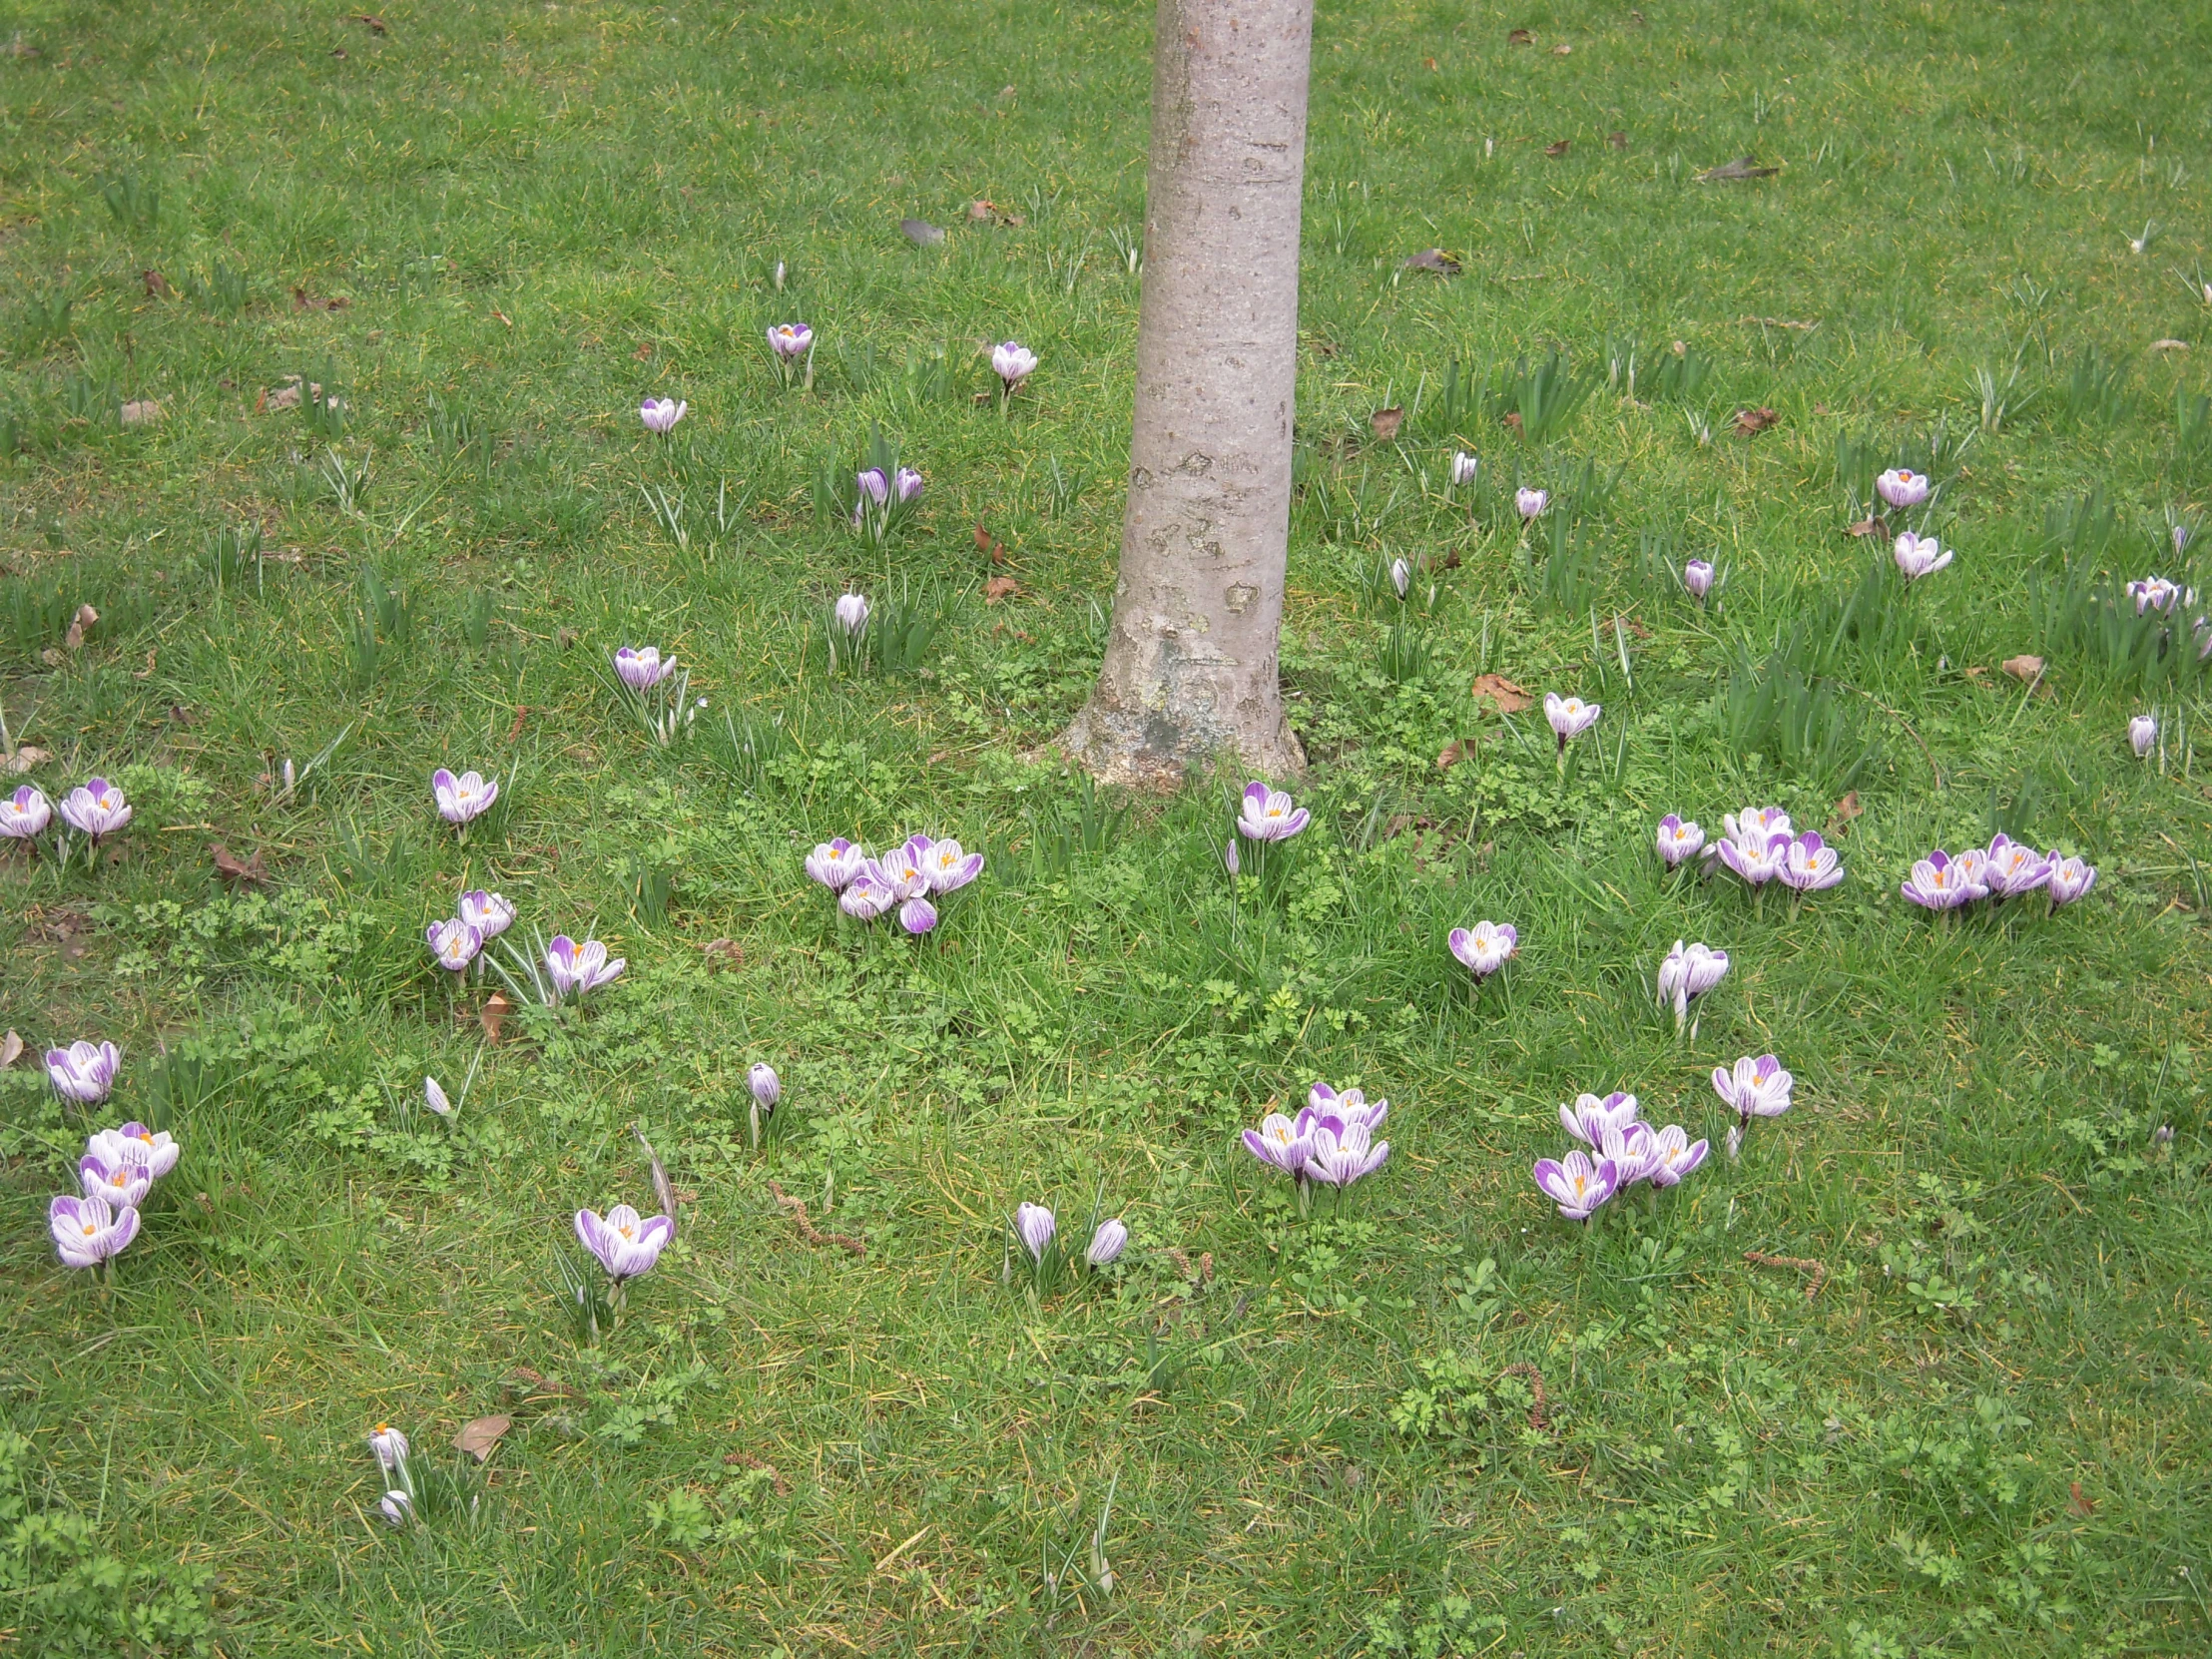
[79,1151,151,1212]
[834,592,870,637]
[1532,1151,1618,1221]
[1448,921,1517,981]
[640,397,686,434]
[991,341,1038,392]
[749,1063,780,1113]
[1656,815,1705,867]
[45,1040,120,1106]
[1085,1219,1128,1268]
[1778,831,1844,891]
[1543,694,1601,749]
[898,896,939,934]
[57,778,132,840]
[877,840,932,902]
[1014,1202,1057,1264]
[1981,834,2051,899]
[458,889,515,940]
[2128,578,2182,616]
[1900,848,1986,911]
[767,322,814,360]
[1713,1054,1794,1123]
[917,836,985,895]
[1656,941,1729,1025]
[1560,1090,1641,1146]
[806,838,867,891]
[50,1192,139,1270]
[838,867,895,921]
[1645,1125,1710,1187]
[614,646,677,690]
[1,785,51,839]
[575,1204,673,1282]
[426,917,483,973]
[1682,559,1716,602]
[892,466,924,504]
[1717,830,1789,886]
[545,935,625,999]
[1515,487,1548,521]
[1598,1121,1661,1187]
[2129,714,2158,758]
[1243,1109,1320,1177]
[1237,782,1310,842]
[1722,806,1793,846]
[430,768,498,827]
[424,1077,454,1117]
[1308,1083,1388,1132]
[2046,854,2097,908]
[1894,532,1953,581]
[86,1122,178,1178]
[1875,468,1931,510]
[1305,1118,1389,1188]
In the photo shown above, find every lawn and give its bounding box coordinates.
[3,0,2212,1653]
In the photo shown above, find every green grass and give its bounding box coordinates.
[3,0,2212,1652]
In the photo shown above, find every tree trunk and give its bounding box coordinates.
[1060,0,1313,789]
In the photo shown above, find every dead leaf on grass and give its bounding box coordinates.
[1846,515,1887,538]
[2150,338,2189,352]
[900,217,946,247]
[351,13,388,33]
[2001,653,2045,684]
[2068,1481,2096,1517]
[290,286,350,311]
[1507,28,1534,45]
[1607,131,1628,150]
[480,992,512,1044]
[967,199,1025,227]
[703,938,743,967]
[142,270,172,298]
[1699,155,1781,183]
[1827,792,1863,837]
[1733,406,1781,436]
[133,650,157,680]
[210,843,271,887]
[0,1031,21,1067]
[4,747,51,774]
[1370,406,1404,441]
[1550,42,1572,56]
[1437,738,1475,770]
[973,523,1007,565]
[63,604,98,650]
[453,1415,511,1462]
[1471,673,1532,714]
[119,399,163,428]
[1402,248,1461,276]
[1544,139,1571,158]
[983,575,1020,603]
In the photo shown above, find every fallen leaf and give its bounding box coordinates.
[1699,155,1780,183]
[1613,613,1652,640]
[556,627,579,650]
[132,649,157,680]
[39,648,64,668]
[2068,1481,2096,1518]
[1544,139,1571,158]
[703,938,743,967]
[480,993,512,1044]
[2001,654,2045,684]
[210,843,271,887]
[290,287,350,311]
[5,37,43,58]
[4,747,51,774]
[167,703,196,726]
[1507,27,1533,44]
[504,1366,585,1402]
[1831,791,1863,829]
[1607,130,1628,150]
[1502,409,1524,434]
[260,381,304,411]
[983,575,1020,603]
[1733,406,1781,436]
[1402,248,1461,276]
[1550,42,1572,55]
[0,1031,21,1067]
[62,604,98,651]
[1471,673,1532,714]
[490,308,512,328]
[119,399,164,428]
[453,1415,512,1462]
[1437,738,1474,770]
[2150,338,2189,352]
[1423,56,1438,71]
[632,340,654,360]
[1846,515,1886,538]
[997,84,1016,99]
[966,199,1024,227]
[351,12,387,32]
[1370,406,1404,441]
[900,217,946,247]
[506,705,528,742]
[330,46,348,58]
[142,270,171,298]
[973,523,1007,565]
[1963,664,1988,684]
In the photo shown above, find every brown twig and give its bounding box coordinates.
[722,1450,792,1495]
[1499,1363,1549,1430]
[768,1180,866,1258]
[1744,1250,1828,1300]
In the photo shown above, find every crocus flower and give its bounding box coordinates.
[1237,782,1310,842]
[838,869,894,920]
[1015,1202,1056,1263]
[834,592,870,636]
[991,340,1038,388]
[1656,941,1729,1023]
[45,1040,120,1106]
[749,1063,781,1111]
[1243,1110,1318,1176]
[1544,693,1600,748]
[1599,1121,1661,1186]
[574,1204,673,1281]
[1894,532,1953,581]
[1656,815,1705,866]
[1682,559,1715,601]
[898,896,939,933]
[1305,1119,1389,1188]
[2129,714,2157,758]
[767,322,814,359]
[614,646,677,690]
[423,1076,453,1117]
[806,838,867,890]
[892,466,923,503]
[368,1424,411,1472]
[1875,468,1930,510]
[2128,578,2181,616]
[1723,806,1793,845]
[1717,830,1789,886]
[545,935,625,998]
[639,397,686,433]
[877,840,932,901]
[86,1122,178,1178]
[2046,855,2097,907]
[1713,1054,1793,1121]
[78,1151,151,1212]
[1532,1151,1617,1221]
[1560,1090,1640,1146]
[1645,1125,1709,1188]
[1515,487,1548,521]
[1981,834,2051,898]
[919,837,985,894]
[430,768,498,826]
[57,778,131,839]
[1900,848,1985,911]
[380,1490,414,1528]
[1388,558,1411,600]
[854,468,889,508]
[1086,1219,1128,1268]
[426,917,482,973]
[1448,920,1518,980]
[49,1193,138,1270]
[1779,831,1845,891]
[1449,451,1479,487]
[458,889,515,940]
[1,785,51,838]
[1308,1084,1388,1132]
[2176,524,2193,556]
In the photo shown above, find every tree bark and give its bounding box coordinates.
[1060,0,1312,788]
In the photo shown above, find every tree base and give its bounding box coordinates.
[1059,695,1307,792]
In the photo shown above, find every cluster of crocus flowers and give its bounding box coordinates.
[1901,835,2094,916]
[424,887,515,977]
[991,340,1037,409]
[1712,1053,1793,1159]
[853,464,923,547]
[608,645,696,747]
[1544,693,1600,751]
[1894,532,1953,582]
[1007,1201,1127,1299]
[1532,1090,1707,1221]
[7,777,134,863]
[1447,920,1517,985]
[2126,577,2190,616]
[805,832,984,934]
[639,397,686,433]
[1692,806,1845,896]
[51,1112,179,1277]
[1241,1084,1391,1215]
[1656,939,1729,1030]
[766,322,815,389]
[430,767,499,829]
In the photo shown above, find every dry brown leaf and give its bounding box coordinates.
[1436,738,1474,770]
[966,199,1024,227]
[1402,248,1461,276]
[291,287,350,312]
[1550,42,1572,55]
[142,270,172,298]
[1507,27,1534,44]
[632,340,654,360]
[480,992,512,1044]
[1544,139,1571,158]
[1846,515,1886,538]
[1607,130,1628,150]
[453,1415,511,1462]
[1962,665,1988,684]
[2068,1481,2096,1517]
[1502,409,1524,434]
[1423,56,1438,71]
[703,938,743,967]
[973,523,1007,565]
[2001,654,2045,684]
[983,575,1020,603]
[38,648,64,669]
[1370,406,1404,441]
[0,1031,21,1067]
[1827,792,1863,837]
[5,747,51,775]
[210,843,271,887]
[120,399,164,428]
[1733,406,1781,436]
[1471,673,1532,714]
[351,12,388,32]
[490,308,512,328]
